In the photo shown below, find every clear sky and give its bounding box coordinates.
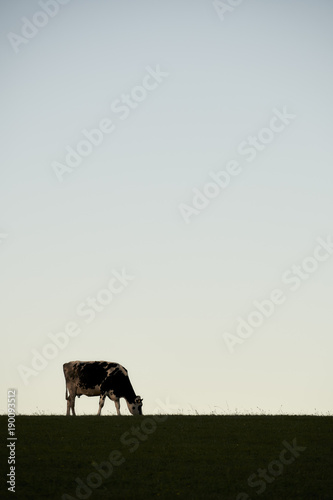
[1,0,332,415]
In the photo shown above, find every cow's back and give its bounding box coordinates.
[63,361,126,387]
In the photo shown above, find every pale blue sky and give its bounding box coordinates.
[1,0,332,415]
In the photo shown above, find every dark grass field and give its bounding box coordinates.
[1,415,332,499]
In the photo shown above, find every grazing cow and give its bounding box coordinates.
[63,361,143,416]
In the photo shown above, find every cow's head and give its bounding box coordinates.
[129,396,143,415]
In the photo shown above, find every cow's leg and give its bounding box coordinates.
[97,394,106,416]
[114,398,121,416]
[66,390,76,416]
[107,393,121,415]
[69,395,76,416]
[66,386,70,416]
[71,396,76,416]
[66,397,71,416]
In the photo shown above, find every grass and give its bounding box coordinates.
[0,415,332,499]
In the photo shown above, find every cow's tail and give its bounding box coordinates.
[63,363,69,400]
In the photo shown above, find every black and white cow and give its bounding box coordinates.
[63,361,143,416]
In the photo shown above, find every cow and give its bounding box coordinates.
[63,361,143,416]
